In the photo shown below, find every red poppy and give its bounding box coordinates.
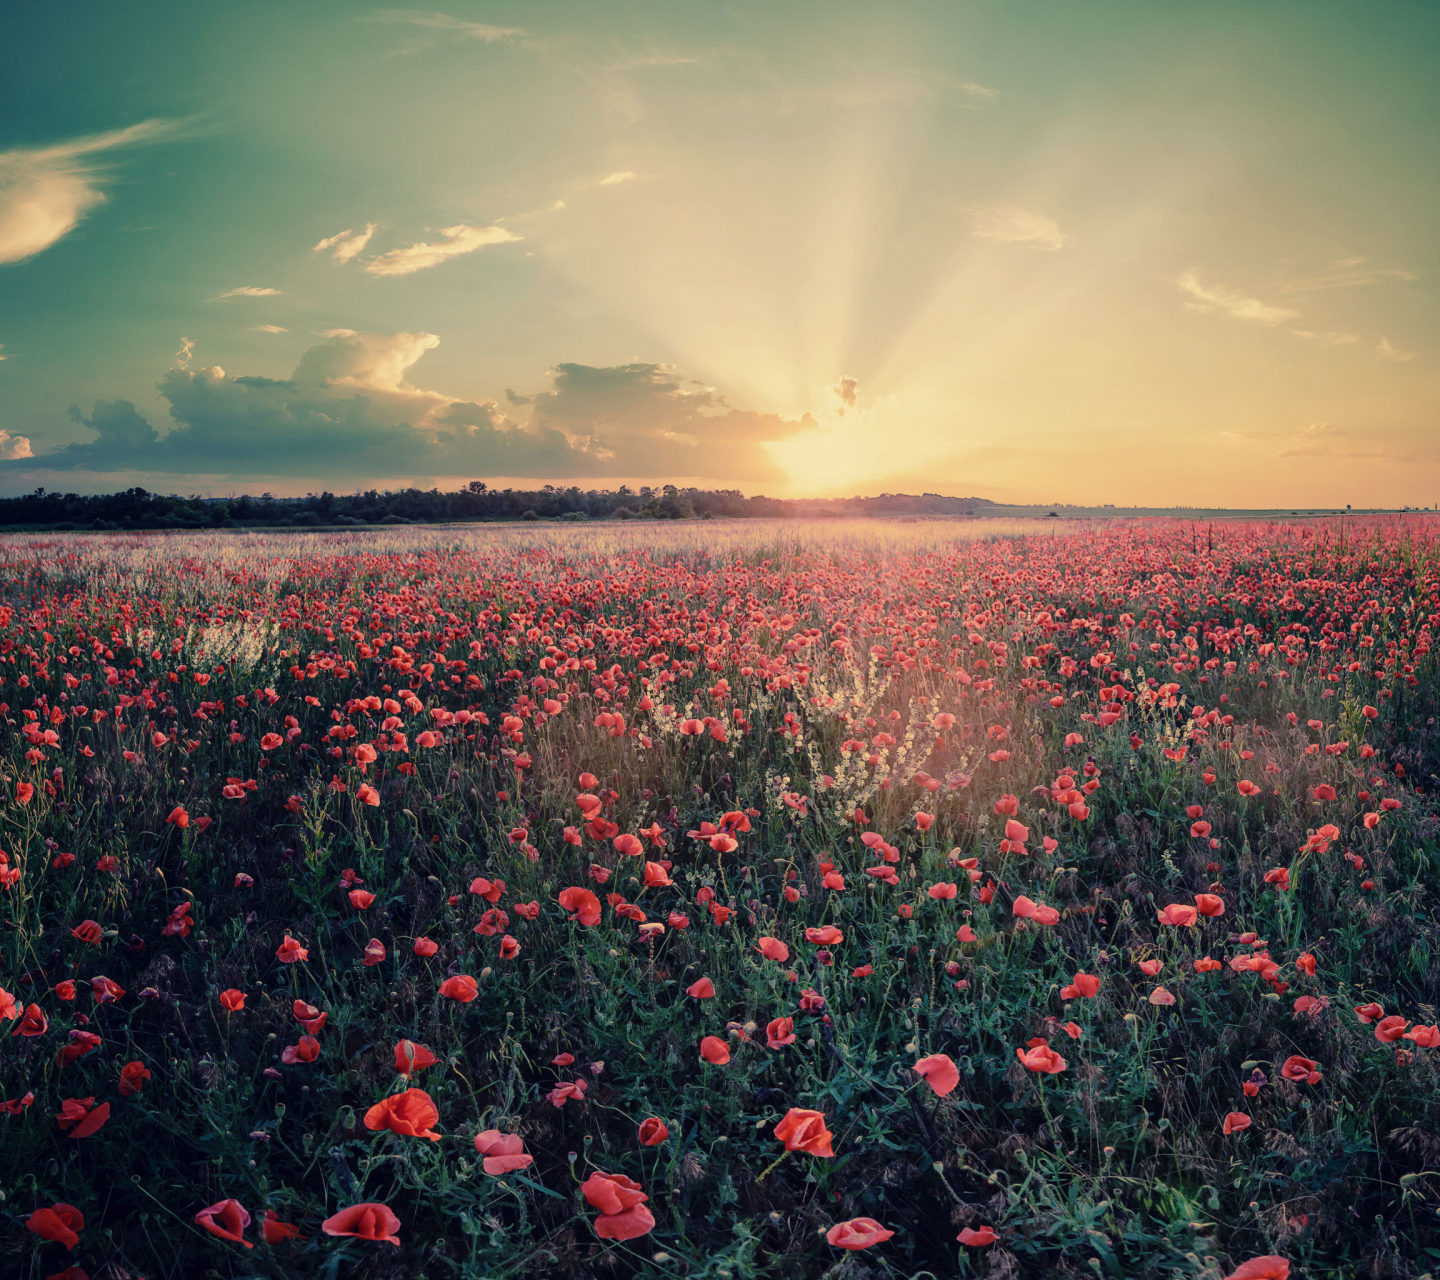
[804,925,844,945]
[638,1116,669,1146]
[1374,1015,1409,1043]
[1156,903,1198,927]
[913,1053,960,1096]
[558,887,602,927]
[474,1129,534,1174]
[827,1217,895,1249]
[276,935,308,964]
[498,935,521,960]
[194,1199,252,1248]
[348,889,375,909]
[1224,1259,1289,1280]
[1354,1002,1384,1024]
[1016,1043,1067,1073]
[321,1202,401,1245]
[700,1035,731,1064]
[687,976,715,999]
[394,1039,439,1073]
[281,1035,320,1064]
[165,806,189,828]
[412,936,439,957]
[262,1209,304,1244]
[118,1060,151,1097]
[958,1225,997,1246]
[755,936,789,962]
[13,1002,48,1037]
[362,938,386,966]
[773,1107,835,1156]
[70,920,103,945]
[55,1097,109,1138]
[765,1016,797,1048]
[1060,972,1100,999]
[364,1088,441,1141]
[26,1203,84,1250]
[1278,1055,1321,1084]
[438,975,479,1002]
[1223,1112,1252,1134]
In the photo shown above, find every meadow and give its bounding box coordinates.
[1,515,1438,1280]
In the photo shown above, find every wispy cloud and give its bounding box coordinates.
[313,223,376,262]
[1175,271,1298,325]
[368,10,525,41]
[1378,336,1416,363]
[252,324,288,334]
[213,286,281,299]
[363,223,521,277]
[0,343,6,362]
[958,81,998,99]
[1275,421,1392,460]
[1280,256,1418,294]
[0,119,178,266]
[597,171,637,187]
[1289,328,1360,345]
[965,205,1070,251]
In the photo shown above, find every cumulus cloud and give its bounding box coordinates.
[965,204,1070,251]
[14,334,810,482]
[364,224,521,277]
[313,223,376,261]
[1378,336,1416,363]
[0,430,31,459]
[368,10,526,41]
[833,376,858,412]
[0,119,176,266]
[252,324,288,334]
[1175,271,1298,325]
[214,286,281,299]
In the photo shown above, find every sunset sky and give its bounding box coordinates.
[1,0,1436,506]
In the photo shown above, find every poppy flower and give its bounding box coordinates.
[475,1129,534,1174]
[195,1198,252,1247]
[827,1217,895,1249]
[118,1060,151,1097]
[70,920,103,945]
[804,925,844,945]
[1156,904,1198,927]
[1149,986,1177,1006]
[558,887,602,927]
[687,977,715,999]
[362,938,386,966]
[262,1209,304,1244]
[13,1002,48,1037]
[547,1078,588,1106]
[773,1107,835,1156]
[642,861,672,888]
[55,1097,109,1138]
[928,882,958,900]
[913,1053,960,1096]
[613,834,643,857]
[756,937,789,962]
[26,1203,84,1250]
[700,1035,731,1064]
[276,936,308,964]
[1224,1259,1289,1280]
[1278,1055,1321,1084]
[765,1016,797,1049]
[348,889,375,909]
[584,1174,656,1240]
[439,975,479,1002]
[638,1116,669,1146]
[364,1088,441,1141]
[1194,893,1225,917]
[1354,1002,1384,1024]
[1404,1024,1440,1047]
[281,1035,320,1064]
[958,1225,997,1246]
[1138,958,1163,977]
[394,1039,439,1073]
[413,937,439,957]
[1223,1112,1252,1134]
[1374,1015,1409,1043]
[1061,972,1100,1000]
[321,1202,401,1245]
[356,784,380,807]
[1016,1043,1067,1073]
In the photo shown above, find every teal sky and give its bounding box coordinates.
[1,0,1436,504]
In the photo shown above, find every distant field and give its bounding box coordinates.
[1,516,1437,1279]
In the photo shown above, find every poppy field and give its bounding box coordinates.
[3,516,1440,1280]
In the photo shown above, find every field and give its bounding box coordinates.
[2,516,1439,1280]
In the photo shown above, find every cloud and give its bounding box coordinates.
[1288,329,1360,345]
[1378,336,1416,363]
[0,426,30,458]
[214,286,281,299]
[958,81,998,99]
[313,223,376,262]
[965,205,1070,251]
[833,376,858,411]
[252,324,288,334]
[505,388,533,405]
[1274,421,1393,461]
[364,224,521,276]
[597,171,637,186]
[1280,258,1418,294]
[0,119,177,266]
[0,343,6,362]
[14,334,811,483]
[1175,271,1298,325]
[368,10,525,41]
[174,337,195,369]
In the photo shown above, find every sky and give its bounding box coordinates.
[1,0,1437,506]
